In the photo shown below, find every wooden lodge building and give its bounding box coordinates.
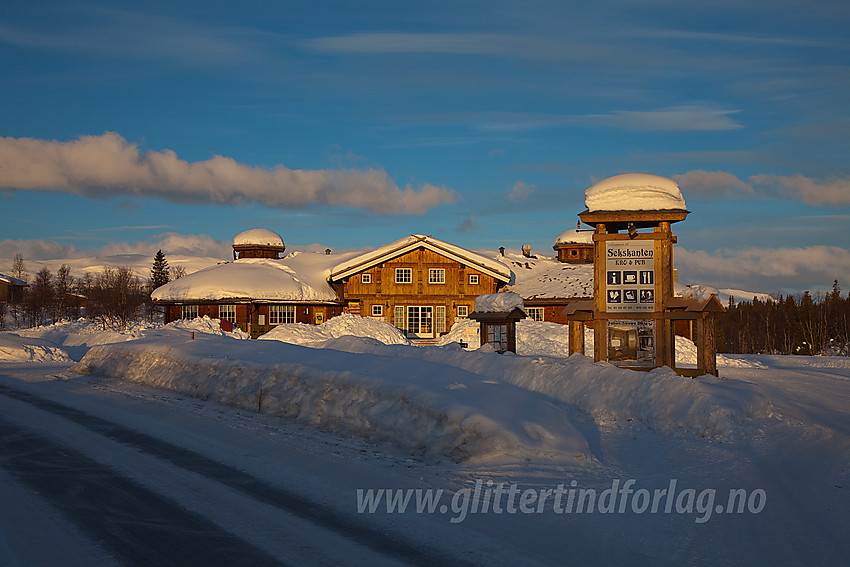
[152,229,347,337]
[152,228,596,339]
[0,272,28,304]
[329,234,512,339]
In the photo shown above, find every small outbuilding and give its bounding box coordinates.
[469,293,527,353]
[553,221,594,264]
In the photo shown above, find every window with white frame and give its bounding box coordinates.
[395,268,412,284]
[182,305,198,320]
[269,304,295,325]
[456,305,469,318]
[428,268,446,284]
[469,274,479,285]
[219,304,236,323]
[361,273,371,284]
[527,307,544,322]
[372,304,383,318]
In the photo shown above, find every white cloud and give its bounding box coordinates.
[456,215,482,233]
[508,181,534,202]
[673,170,754,197]
[675,170,850,206]
[0,133,455,214]
[749,174,850,207]
[0,10,263,67]
[0,233,231,264]
[676,246,850,293]
[585,106,743,132]
[304,33,512,55]
[416,105,743,133]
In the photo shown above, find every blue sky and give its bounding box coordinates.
[2,0,850,295]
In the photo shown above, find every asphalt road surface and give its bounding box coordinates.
[0,375,467,567]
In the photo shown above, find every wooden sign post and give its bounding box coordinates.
[581,209,686,372]
[563,174,724,376]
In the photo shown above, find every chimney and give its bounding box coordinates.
[499,247,505,256]
[522,245,532,258]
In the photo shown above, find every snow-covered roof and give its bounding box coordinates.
[0,272,28,286]
[554,228,593,246]
[474,292,525,313]
[330,234,512,282]
[233,228,284,248]
[500,253,593,301]
[151,251,359,303]
[585,173,686,212]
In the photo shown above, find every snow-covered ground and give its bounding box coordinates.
[1,316,848,565]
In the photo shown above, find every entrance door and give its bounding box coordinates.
[407,306,434,338]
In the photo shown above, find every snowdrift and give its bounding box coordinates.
[71,334,591,465]
[318,336,774,438]
[259,314,411,347]
[0,333,72,363]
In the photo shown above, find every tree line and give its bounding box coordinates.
[1,250,183,331]
[717,280,850,356]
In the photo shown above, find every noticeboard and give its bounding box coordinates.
[605,240,656,312]
[607,319,656,367]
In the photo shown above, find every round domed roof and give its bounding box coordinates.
[233,228,285,248]
[585,173,686,212]
[555,228,593,246]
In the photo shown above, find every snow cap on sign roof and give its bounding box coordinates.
[233,228,284,247]
[585,173,686,212]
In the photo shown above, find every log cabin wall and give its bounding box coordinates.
[555,245,593,264]
[162,301,344,337]
[340,247,502,337]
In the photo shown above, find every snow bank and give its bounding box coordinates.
[14,318,158,348]
[585,173,686,212]
[473,293,525,313]
[259,314,411,347]
[330,328,773,438]
[165,315,251,339]
[0,333,72,362]
[11,316,249,351]
[436,318,590,357]
[674,335,766,369]
[71,336,591,464]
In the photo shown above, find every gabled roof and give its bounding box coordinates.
[0,273,28,287]
[329,235,512,283]
[666,295,726,313]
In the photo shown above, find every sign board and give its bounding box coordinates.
[605,240,655,312]
[607,319,655,367]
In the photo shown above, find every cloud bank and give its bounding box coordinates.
[675,170,850,206]
[676,246,850,294]
[0,133,456,214]
[0,233,231,264]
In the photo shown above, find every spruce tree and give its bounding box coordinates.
[150,250,170,291]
